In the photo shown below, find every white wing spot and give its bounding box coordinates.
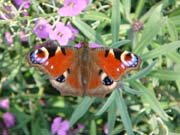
[50,65,54,69]
[121,64,125,69]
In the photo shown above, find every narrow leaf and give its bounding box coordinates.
[72,17,104,44]
[135,4,163,54]
[141,41,180,60]
[129,81,168,121]
[90,120,97,135]
[110,40,131,48]
[125,60,157,81]
[96,91,116,116]
[82,11,111,22]
[70,97,95,127]
[108,100,116,134]
[149,70,180,80]
[166,18,178,41]
[111,0,120,43]
[115,90,134,135]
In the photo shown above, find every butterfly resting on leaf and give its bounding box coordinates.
[27,41,141,97]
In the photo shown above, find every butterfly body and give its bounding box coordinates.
[27,42,141,97]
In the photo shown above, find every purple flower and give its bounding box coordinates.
[58,0,89,16]
[0,98,9,109]
[3,112,15,128]
[104,123,108,134]
[67,24,79,40]
[49,22,72,45]
[132,20,143,32]
[89,43,102,48]
[0,5,14,20]
[13,0,31,9]
[75,42,101,48]
[21,9,29,16]
[5,32,13,44]
[51,117,69,135]
[2,129,8,135]
[33,19,52,39]
[73,123,85,133]
[19,31,28,42]
[0,13,9,20]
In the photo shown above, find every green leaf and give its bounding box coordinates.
[169,15,180,26]
[134,0,146,19]
[123,85,144,95]
[82,11,111,22]
[111,0,120,43]
[129,81,168,121]
[121,0,131,22]
[115,90,134,135]
[69,97,95,127]
[110,40,131,48]
[135,4,163,54]
[41,129,51,135]
[174,64,180,94]
[72,17,104,44]
[141,41,180,60]
[149,70,180,80]
[125,60,157,81]
[96,91,116,116]
[90,120,97,135]
[166,18,178,41]
[168,51,180,64]
[108,100,116,134]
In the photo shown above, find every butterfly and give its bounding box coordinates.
[27,41,141,97]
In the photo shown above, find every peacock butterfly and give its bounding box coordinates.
[27,41,141,97]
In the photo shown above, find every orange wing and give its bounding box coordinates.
[95,48,141,81]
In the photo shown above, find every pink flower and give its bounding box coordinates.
[72,123,85,133]
[21,9,29,16]
[0,5,14,20]
[19,31,28,42]
[5,32,13,44]
[103,123,108,134]
[75,42,102,48]
[33,19,52,39]
[51,117,69,135]
[132,20,143,32]
[89,42,102,48]
[2,129,8,135]
[49,22,72,45]
[58,0,89,16]
[3,112,15,128]
[0,98,9,109]
[67,24,79,40]
[0,13,9,20]
[13,0,31,9]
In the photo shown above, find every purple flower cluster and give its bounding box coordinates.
[33,0,90,46]
[1,1,30,45]
[0,99,16,135]
[13,0,31,9]
[51,117,85,135]
[0,0,31,20]
[58,0,89,16]
[33,19,79,46]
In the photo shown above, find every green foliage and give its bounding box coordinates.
[0,0,180,135]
